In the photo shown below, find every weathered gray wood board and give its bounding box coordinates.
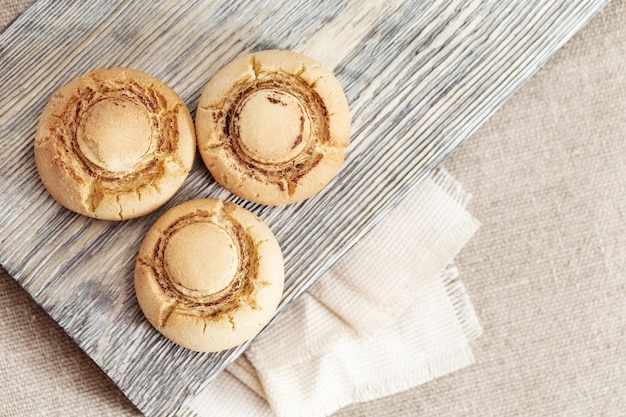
[0,0,608,416]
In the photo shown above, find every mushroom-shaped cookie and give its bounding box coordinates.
[34,67,196,220]
[195,50,350,205]
[134,198,284,352]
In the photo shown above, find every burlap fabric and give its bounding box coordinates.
[1,0,625,416]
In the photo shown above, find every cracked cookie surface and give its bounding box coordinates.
[34,67,196,220]
[134,198,284,352]
[195,50,350,205]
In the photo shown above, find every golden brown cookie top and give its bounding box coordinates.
[195,50,350,205]
[76,96,153,172]
[134,198,285,352]
[34,67,196,220]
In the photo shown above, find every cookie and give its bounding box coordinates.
[195,50,350,205]
[34,67,196,220]
[134,198,285,352]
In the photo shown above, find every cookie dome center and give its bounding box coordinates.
[236,90,310,164]
[164,223,239,293]
[77,97,152,172]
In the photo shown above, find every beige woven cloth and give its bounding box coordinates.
[2,0,626,416]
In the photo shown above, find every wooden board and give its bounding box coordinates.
[0,0,608,415]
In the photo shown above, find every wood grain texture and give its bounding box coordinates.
[0,0,607,416]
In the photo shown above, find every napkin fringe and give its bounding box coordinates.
[442,266,483,341]
[431,167,472,209]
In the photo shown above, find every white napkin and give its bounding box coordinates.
[184,168,481,417]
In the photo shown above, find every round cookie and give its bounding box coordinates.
[195,49,350,205]
[34,67,196,220]
[134,198,285,352]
